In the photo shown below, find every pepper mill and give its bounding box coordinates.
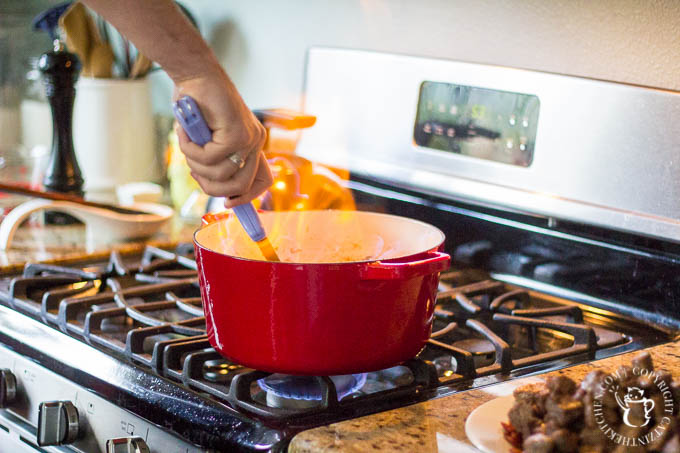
[33,3,85,225]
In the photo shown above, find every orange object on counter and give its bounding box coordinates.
[254,109,316,131]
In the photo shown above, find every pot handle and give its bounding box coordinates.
[359,251,451,280]
[201,211,231,227]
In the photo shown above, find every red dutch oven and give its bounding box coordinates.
[193,210,450,375]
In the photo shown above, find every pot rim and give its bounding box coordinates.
[193,209,446,265]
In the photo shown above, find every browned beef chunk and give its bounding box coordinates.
[578,371,605,396]
[515,382,550,406]
[577,447,605,453]
[612,424,648,453]
[652,393,667,422]
[632,351,654,372]
[509,382,550,438]
[523,433,555,453]
[616,365,635,387]
[549,428,579,453]
[547,376,577,397]
[612,444,647,453]
[671,382,680,416]
[662,434,680,453]
[545,396,584,428]
[509,398,542,440]
[648,420,674,452]
[579,427,607,449]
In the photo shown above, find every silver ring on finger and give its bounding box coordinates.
[227,152,246,169]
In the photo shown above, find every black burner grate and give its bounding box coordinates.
[0,246,655,422]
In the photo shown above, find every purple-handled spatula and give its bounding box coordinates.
[173,96,279,261]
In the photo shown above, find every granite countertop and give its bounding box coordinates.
[289,342,680,453]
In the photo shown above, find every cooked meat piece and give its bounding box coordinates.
[582,390,617,429]
[632,351,654,372]
[612,424,648,453]
[600,387,619,411]
[616,365,635,387]
[549,428,579,453]
[612,444,647,453]
[671,381,680,415]
[576,371,605,400]
[547,375,577,397]
[545,396,584,428]
[652,393,667,421]
[509,398,542,439]
[523,433,555,453]
[504,353,680,453]
[579,427,607,449]
[577,447,605,453]
[515,382,550,405]
[648,420,674,452]
[662,434,680,453]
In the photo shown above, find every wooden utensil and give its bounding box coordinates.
[59,2,92,72]
[129,53,153,79]
[59,1,113,78]
[88,42,115,78]
[0,183,151,216]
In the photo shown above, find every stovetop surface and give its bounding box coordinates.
[0,244,674,451]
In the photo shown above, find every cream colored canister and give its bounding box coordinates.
[73,77,159,194]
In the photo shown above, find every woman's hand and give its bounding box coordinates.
[79,0,272,205]
[174,70,273,207]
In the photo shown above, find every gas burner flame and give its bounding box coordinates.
[258,373,367,402]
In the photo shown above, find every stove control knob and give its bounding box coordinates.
[106,437,151,453]
[0,369,16,408]
[37,400,80,446]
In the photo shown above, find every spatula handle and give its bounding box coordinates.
[172,96,267,242]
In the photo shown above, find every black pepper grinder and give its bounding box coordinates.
[33,3,85,225]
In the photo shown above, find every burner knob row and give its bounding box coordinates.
[37,400,80,446]
[0,369,16,408]
[106,437,151,453]
[34,399,151,452]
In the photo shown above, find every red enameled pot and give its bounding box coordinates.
[194,210,450,375]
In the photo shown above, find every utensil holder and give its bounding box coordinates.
[73,77,159,196]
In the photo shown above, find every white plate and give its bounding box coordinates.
[465,395,516,453]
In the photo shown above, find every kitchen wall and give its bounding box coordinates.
[180,0,680,111]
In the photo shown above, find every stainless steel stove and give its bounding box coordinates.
[0,243,674,452]
[1,48,680,452]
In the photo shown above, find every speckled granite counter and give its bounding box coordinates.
[289,342,680,452]
[0,216,197,271]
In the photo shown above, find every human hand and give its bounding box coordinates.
[174,70,273,207]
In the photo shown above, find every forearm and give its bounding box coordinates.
[80,0,222,82]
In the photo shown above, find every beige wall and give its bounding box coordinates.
[182,0,680,111]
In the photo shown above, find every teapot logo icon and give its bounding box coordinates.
[614,386,655,428]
